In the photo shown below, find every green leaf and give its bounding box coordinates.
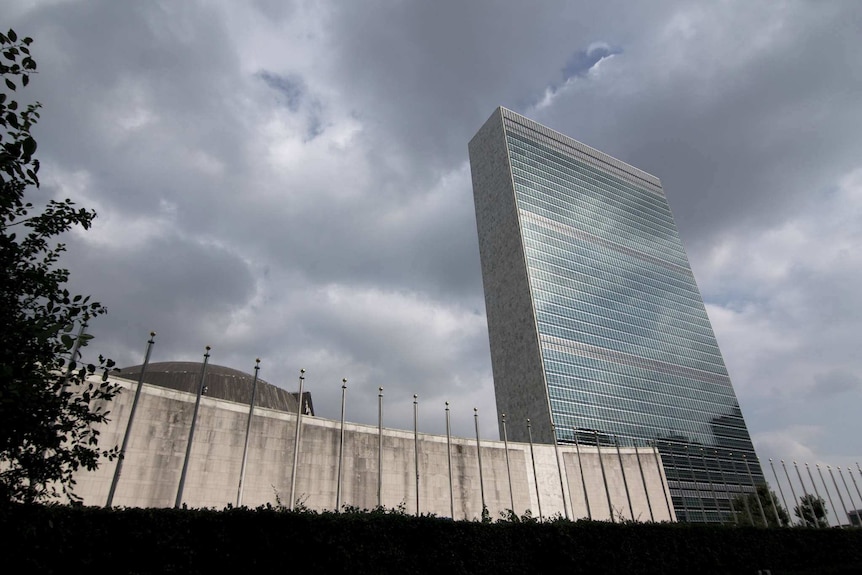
[4,77,14,91]
[61,334,74,349]
[7,29,17,42]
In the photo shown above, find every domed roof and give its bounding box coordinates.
[116,361,312,415]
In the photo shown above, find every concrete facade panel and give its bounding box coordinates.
[72,377,675,522]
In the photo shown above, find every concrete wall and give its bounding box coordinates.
[75,377,676,522]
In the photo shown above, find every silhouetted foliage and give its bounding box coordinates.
[795,493,829,528]
[3,503,862,574]
[731,483,790,527]
[0,29,117,503]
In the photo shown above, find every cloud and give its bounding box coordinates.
[5,0,862,465]
[811,370,862,398]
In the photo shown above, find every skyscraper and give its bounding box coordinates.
[468,107,763,523]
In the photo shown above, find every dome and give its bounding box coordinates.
[116,361,312,415]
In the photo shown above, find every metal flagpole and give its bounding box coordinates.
[671,444,690,522]
[336,378,347,512]
[827,466,849,527]
[760,458,782,527]
[413,394,419,516]
[595,431,613,522]
[816,464,839,527]
[526,419,542,521]
[106,331,156,507]
[551,423,569,520]
[574,430,591,520]
[635,441,654,522]
[855,466,862,511]
[289,368,306,511]
[653,442,673,521]
[377,386,383,508]
[782,460,801,526]
[804,462,827,527]
[699,448,718,524]
[446,402,454,519]
[794,461,817,527]
[770,459,790,526]
[734,454,754,525]
[715,451,737,524]
[236,358,260,508]
[614,436,634,521]
[684,445,705,522]
[837,467,857,522]
[474,408,486,516]
[175,346,210,508]
[744,455,767,526]
[501,414,514,513]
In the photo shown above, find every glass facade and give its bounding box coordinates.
[470,108,763,523]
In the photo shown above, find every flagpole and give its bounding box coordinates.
[552,423,569,520]
[526,419,542,521]
[759,458,782,527]
[855,465,862,510]
[335,378,347,512]
[837,467,857,522]
[474,408,486,517]
[805,462,828,527]
[446,402,454,519]
[654,442,672,521]
[735,455,754,524]
[288,368,306,511]
[744,455,767,526]
[816,464,839,526]
[413,394,419,516]
[699,448,717,524]
[770,459,790,526]
[501,413,514,513]
[827,466,849,527]
[377,386,383,508]
[106,331,155,507]
[635,441,653,522]
[672,443,689,522]
[574,430,591,520]
[236,358,260,508]
[782,460,801,526]
[175,346,210,508]
[595,431,613,522]
[615,436,634,521]
[794,461,817,527]
[715,451,736,524]
[685,445,705,522]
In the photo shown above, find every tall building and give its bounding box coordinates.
[468,107,763,522]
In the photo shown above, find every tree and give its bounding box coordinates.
[0,29,118,503]
[730,483,790,527]
[794,494,829,528]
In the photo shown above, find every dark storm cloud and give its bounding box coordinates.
[63,230,256,367]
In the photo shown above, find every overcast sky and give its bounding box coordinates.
[8,0,862,507]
